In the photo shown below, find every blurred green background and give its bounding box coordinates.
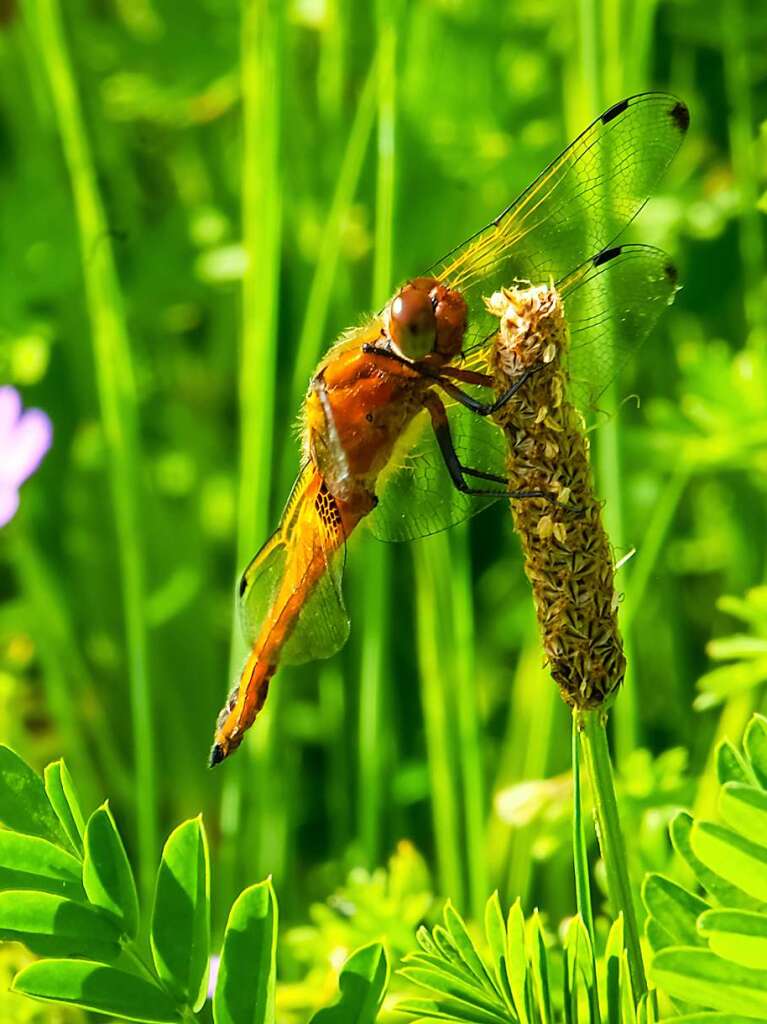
[1,0,766,1015]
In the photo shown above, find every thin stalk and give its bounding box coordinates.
[289,60,378,403]
[220,0,284,900]
[491,638,560,904]
[571,713,594,942]
[578,708,646,999]
[721,0,767,340]
[357,3,397,866]
[33,0,156,903]
[623,467,689,633]
[358,540,389,865]
[414,536,464,904]
[450,524,487,920]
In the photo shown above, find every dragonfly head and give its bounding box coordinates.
[386,277,467,362]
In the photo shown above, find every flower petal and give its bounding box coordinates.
[0,486,20,528]
[0,408,53,487]
[0,387,21,444]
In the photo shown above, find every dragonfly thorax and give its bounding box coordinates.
[385,276,467,362]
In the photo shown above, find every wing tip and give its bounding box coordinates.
[600,98,630,125]
[669,99,690,134]
[664,261,679,286]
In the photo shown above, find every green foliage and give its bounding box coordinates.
[309,942,389,1024]
[0,745,388,1023]
[397,893,649,1024]
[213,880,277,1024]
[645,715,767,1020]
[694,589,767,711]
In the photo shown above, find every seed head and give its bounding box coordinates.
[487,284,625,708]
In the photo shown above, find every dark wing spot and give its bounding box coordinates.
[601,97,629,124]
[593,246,623,267]
[664,262,679,285]
[670,100,690,133]
[238,573,248,598]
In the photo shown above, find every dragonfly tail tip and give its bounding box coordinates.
[208,743,225,768]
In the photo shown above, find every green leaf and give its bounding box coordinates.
[605,915,624,1024]
[719,783,767,842]
[506,899,529,1024]
[563,917,596,1023]
[651,947,767,1017]
[691,821,767,903]
[443,901,494,990]
[151,817,210,1012]
[671,813,760,911]
[12,959,180,1022]
[83,803,139,939]
[44,760,86,856]
[0,830,85,899]
[698,909,767,970]
[309,942,389,1023]
[213,878,277,1024]
[484,892,514,1012]
[396,992,508,1022]
[396,994,506,1021]
[0,889,121,960]
[528,912,552,1024]
[0,745,67,846]
[744,715,767,790]
[658,1015,766,1023]
[399,963,506,1015]
[716,741,752,787]
[620,950,637,1024]
[642,874,708,947]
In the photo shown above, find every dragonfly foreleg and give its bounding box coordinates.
[436,366,494,387]
[436,363,543,416]
[423,391,548,501]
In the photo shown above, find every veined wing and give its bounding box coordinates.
[367,245,678,543]
[435,92,688,355]
[559,243,679,411]
[367,401,506,542]
[238,464,349,665]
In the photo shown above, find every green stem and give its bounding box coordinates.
[451,524,487,920]
[289,59,378,404]
[220,0,284,904]
[578,707,646,999]
[34,0,156,904]
[571,713,594,941]
[414,536,464,904]
[357,1,397,866]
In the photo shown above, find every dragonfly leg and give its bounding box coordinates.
[436,366,494,387]
[436,363,543,416]
[423,391,548,501]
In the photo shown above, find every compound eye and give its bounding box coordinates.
[388,285,437,358]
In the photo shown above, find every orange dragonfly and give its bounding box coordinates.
[210,92,688,765]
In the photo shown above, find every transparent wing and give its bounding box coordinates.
[368,245,678,543]
[434,92,688,354]
[559,244,679,410]
[367,400,507,542]
[238,466,350,665]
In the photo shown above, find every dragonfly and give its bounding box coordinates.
[210,91,689,765]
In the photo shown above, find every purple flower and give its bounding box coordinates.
[0,386,52,528]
